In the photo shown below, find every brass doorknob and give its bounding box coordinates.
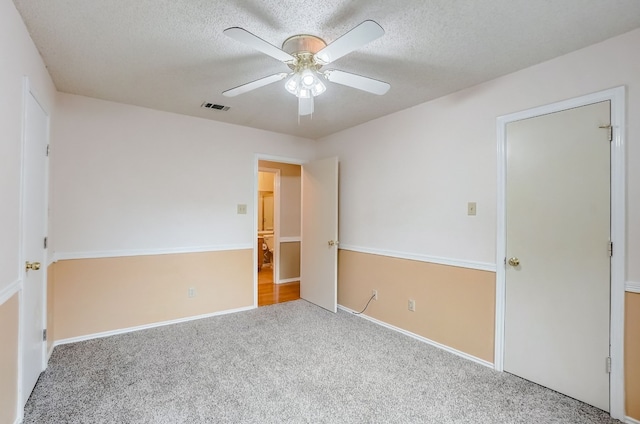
[508,257,520,267]
[328,240,339,247]
[25,261,41,271]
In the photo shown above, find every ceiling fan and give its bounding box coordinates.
[222,20,390,117]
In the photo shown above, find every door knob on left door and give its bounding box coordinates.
[507,257,520,267]
[328,240,339,247]
[25,261,41,271]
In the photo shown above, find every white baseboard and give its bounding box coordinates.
[626,416,640,424]
[338,304,494,369]
[53,305,255,347]
[277,277,300,284]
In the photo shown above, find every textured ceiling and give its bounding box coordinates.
[12,0,640,139]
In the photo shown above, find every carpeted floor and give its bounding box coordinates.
[24,300,621,423]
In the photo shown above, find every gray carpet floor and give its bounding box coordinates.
[24,300,621,423]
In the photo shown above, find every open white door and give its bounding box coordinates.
[21,88,48,405]
[300,157,338,312]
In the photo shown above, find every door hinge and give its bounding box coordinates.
[44,237,48,249]
[608,241,613,257]
[599,124,612,142]
[42,329,47,341]
[606,356,611,373]
[46,144,50,156]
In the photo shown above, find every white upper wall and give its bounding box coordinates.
[0,0,56,292]
[316,28,640,281]
[51,93,315,256]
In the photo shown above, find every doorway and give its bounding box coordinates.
[495,87,626,419]
[256,161,301,306]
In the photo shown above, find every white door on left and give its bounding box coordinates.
[21,89,48,405]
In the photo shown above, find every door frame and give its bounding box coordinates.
[18,77,50,412]
[253,154,305,307]
[495,86,626,419]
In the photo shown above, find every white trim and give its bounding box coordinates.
[51,244,252,262]
[279,236,301,243]
[47,343,54,363]
[339,244,496,272]
[16,78,28,420]
[255,154,307,166]
[338,304,493,369]
[0,280,21,305]
[276,277,300,284]
[626,281,640,293]
[53,305,255,347]
[626,416,640,424]
[495,86,626,420]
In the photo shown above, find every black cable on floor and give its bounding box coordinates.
[353,293,376,315]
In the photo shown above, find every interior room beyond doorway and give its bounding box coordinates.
[257,161,302,306]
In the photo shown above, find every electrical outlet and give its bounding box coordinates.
[188,287,196,298]
[372,289,378,300]
[408,299,416,312]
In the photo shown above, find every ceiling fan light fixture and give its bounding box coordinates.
[301,70,315,87]
[285,73,300,94]
[298,88,311,99]
[285,69,326,99]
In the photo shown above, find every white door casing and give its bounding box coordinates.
[20,85,49,406]
[495,87,626,420]
[504,101,610,411]
[300,157,339,313]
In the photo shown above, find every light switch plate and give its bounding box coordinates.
[237,204,247,214]
[467,202,477,216]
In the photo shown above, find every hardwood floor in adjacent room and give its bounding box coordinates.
[258,266,300,306]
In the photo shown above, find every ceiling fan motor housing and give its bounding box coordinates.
[282,35,327,70]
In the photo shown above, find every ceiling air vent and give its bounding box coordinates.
[201,102,230,111]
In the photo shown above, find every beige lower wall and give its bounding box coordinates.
[51,249,253,341]
[42,247,640,417]
[338,250,495,363]
[279,241,300,280]
[338,250,640,415]
[626,292,640,420]
[0,293,19,424]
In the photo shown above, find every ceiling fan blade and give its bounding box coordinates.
[314,20,384,65]
[324,70,390,95]
[222,73,288,97]
[224,27,296,63]
[299,96,314,116]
